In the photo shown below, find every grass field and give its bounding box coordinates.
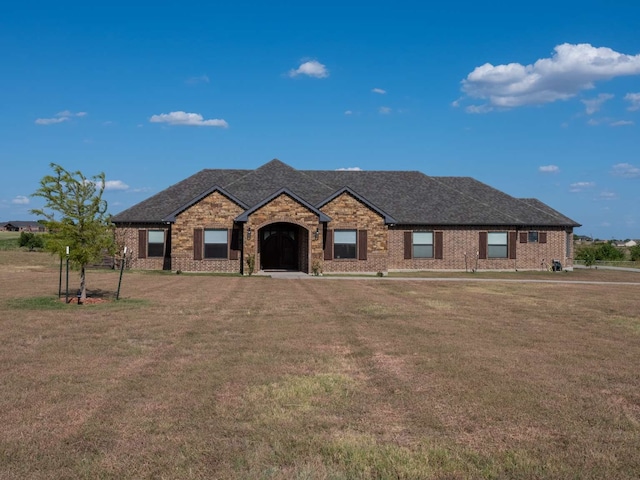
[0,231,20,251]
[1,252,639,479]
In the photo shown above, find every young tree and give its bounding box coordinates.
[31,163,115,301]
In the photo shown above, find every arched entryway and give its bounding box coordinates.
[259,222,304,271]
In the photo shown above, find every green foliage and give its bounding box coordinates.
[576,242,624,266]
[311,258,323,276]
[246,253,255,275]
[597,242,625,261]
[30,163,116,299]
[630,244,640,262]
[18,232,44,251]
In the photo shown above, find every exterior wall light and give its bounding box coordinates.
[313,227,319,240]
[247,226,252,239]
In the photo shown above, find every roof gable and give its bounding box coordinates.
[162,185,249,222]
[235,188,332,223]
[317,187,397,224]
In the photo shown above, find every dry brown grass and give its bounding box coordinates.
[1,252,639,479]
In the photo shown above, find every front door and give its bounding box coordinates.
[260,224,298,270]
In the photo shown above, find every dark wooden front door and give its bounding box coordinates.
[260,224,298,270]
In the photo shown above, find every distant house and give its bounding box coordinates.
[112,159,580,274]
[0,221,46,232]
[625,240,637,247]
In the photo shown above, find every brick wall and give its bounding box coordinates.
[115,194,574,274]
[389,226,574,271]
[320,193,388,273]
[116,223,169,270]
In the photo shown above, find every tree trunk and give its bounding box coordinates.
[80,265,87,302]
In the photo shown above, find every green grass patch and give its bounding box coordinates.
[5,296,72,310]
[5,296,149,310]
[0,232,20,251]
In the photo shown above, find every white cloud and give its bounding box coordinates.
[539,165,559,173]
[104,180,130,191]
[611,162,640,178]
[35,110,87,125]
[378,106,392,115]
[610,120,634,127]
[336,167,362,171]
[465,104,493,114]
[11,195,30,205]
[186,74,210,85]
[625,92,640,111]
[288,60,329,78]
[598,190,617,200]
[569,181,595,192]
[35,117,69,125]
[149,111,228,128]
[460,43,640,111]
[372,88,386,94]
[581,93,614,114]
[344,110,353,116]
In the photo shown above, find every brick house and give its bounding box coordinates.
[0,221,46,232]
[112,159,580,274]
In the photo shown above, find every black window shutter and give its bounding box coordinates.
[435,231,443,259]
[229,228,240,260]
[509,231,517,259]
[539,232,547,244]
[404,231,412,260]
[324,229,333,260]
[520,232,528,243]
[138,230,147,259]
[478,232,487,259]
[193,228,203,260]
[358,230,367,260]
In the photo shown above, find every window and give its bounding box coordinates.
[147,230,165,257]
[334,230,356,259]
[204,229,228,259]
[488,232,508,258]
[413,232,433,258]
[528,231,539,243]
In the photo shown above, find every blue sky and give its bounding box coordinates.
[2,1,639,239]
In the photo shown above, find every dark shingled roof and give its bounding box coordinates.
[112,159,580,227]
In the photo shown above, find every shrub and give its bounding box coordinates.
[246,254,255,276]
[630,244,640,262]
[19,232,44,251]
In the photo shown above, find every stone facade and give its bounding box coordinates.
[319,192,388,273]
[171,191,244,273]
[244,194,324,274]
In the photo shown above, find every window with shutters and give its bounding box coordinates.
[528,231,539,243]
[488,232,508,258]
[204,229,228,259]
[147,230,165,257]
[334,230,357,259]
[413,232,433,258]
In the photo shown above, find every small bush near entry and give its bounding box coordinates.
[18,232,44,251]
